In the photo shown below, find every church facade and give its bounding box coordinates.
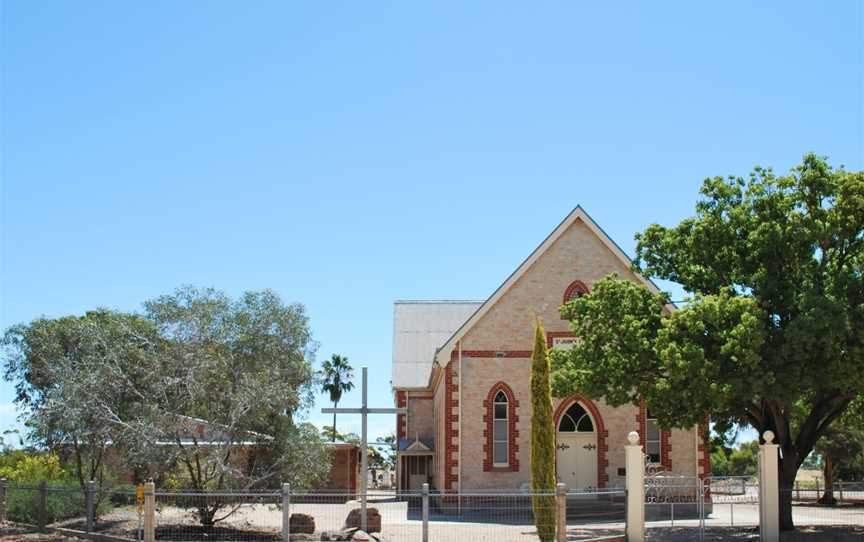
[391,207,709,493]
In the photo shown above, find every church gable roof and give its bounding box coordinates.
[391,300,483,389]
[433,206,667,364]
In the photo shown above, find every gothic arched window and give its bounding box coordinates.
[557,402,594,433]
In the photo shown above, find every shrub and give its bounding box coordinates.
[530,320,557,542]
[0,452,68,483]
[6,483,88,525]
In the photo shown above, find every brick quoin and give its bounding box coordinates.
[697,422,711,478]
[553,395,609,489]
[482,382,520,472]
[396,391,407,441]
[661,430,672,471]
[444,361,459,491]
[636,398,672,470]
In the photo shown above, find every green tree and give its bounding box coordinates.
[2,310,159,490]
[728,441,759,477]
[142,286,330,525]
[320,354,355,442]
[552,155,864,530]
[710,437,758,477]
[530,320,557,542]
[814,421,864,504]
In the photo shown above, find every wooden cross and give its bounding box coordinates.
[322,367,406,532]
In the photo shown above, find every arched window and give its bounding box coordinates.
[563,280,590,304]
[557,402,594,433]
[484,383,520,472]
[493,391,508,466]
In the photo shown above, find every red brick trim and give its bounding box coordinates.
[444,364,459,490]
[396,391,407,441]
[661,430,672,471]
[637,399,672,470]
[636,399,646,444]
[482,382,520,472]
[546,331,576,349]
[697,422,711,478]
[553,395,609,489]
[563,280,590,304]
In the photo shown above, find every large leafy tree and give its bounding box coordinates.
[814,422,863,504]
[320,354,355,442]
[2,310,159,490]
[142,286,330,525]
[552,155,864,530]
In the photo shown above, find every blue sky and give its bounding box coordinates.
[1,1,861,446]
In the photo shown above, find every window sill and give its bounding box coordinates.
[490,466,515,472]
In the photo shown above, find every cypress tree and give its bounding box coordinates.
[531,318,557,541]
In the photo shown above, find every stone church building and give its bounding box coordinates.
[391,206,709,493]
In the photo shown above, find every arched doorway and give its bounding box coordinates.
[555,400,598,491]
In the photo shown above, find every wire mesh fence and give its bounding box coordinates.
[781,487,864,528]
[1,481,863,541]
[155,490,282,541]
[429,491,557,542]
[5,483,86,528]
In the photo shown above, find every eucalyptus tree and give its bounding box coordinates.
[320,354,354,442]
[142,286,330,525]
[552,155,864,530]
[2,309,159,489]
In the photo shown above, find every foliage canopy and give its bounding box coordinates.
[552,154,864,529]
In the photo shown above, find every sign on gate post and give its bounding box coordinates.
[625,431,645,542]
[758,431,779,542]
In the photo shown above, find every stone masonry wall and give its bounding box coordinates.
[451,216,698,490]
[406,395,435,440]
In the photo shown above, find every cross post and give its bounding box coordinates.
[322,366,406,533]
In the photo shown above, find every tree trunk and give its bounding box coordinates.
[818,455,836,505]
[779,456,798,531]
[332,401,338,442]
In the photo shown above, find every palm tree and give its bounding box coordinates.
[320,354,355,442]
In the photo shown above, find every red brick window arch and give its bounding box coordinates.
[483,383,520,472]
[563,280,590,304]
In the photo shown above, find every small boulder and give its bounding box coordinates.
[344,507,381,533]
[319,528,356,541]
[290,512,316,534]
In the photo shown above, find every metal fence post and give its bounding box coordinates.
[0,478,6,523]
[85,480,96,532]
[556,483,567,542]
[282,483,291,542]
[839,481,844,505]
[421,483,429,542]
[795,480,800,501]
[625,431,645,542]
[37,481,47,532]
[143,481,155,542]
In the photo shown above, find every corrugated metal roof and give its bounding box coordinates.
[391,300,482,389]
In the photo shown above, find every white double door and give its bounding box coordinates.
[556,433,598,491]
